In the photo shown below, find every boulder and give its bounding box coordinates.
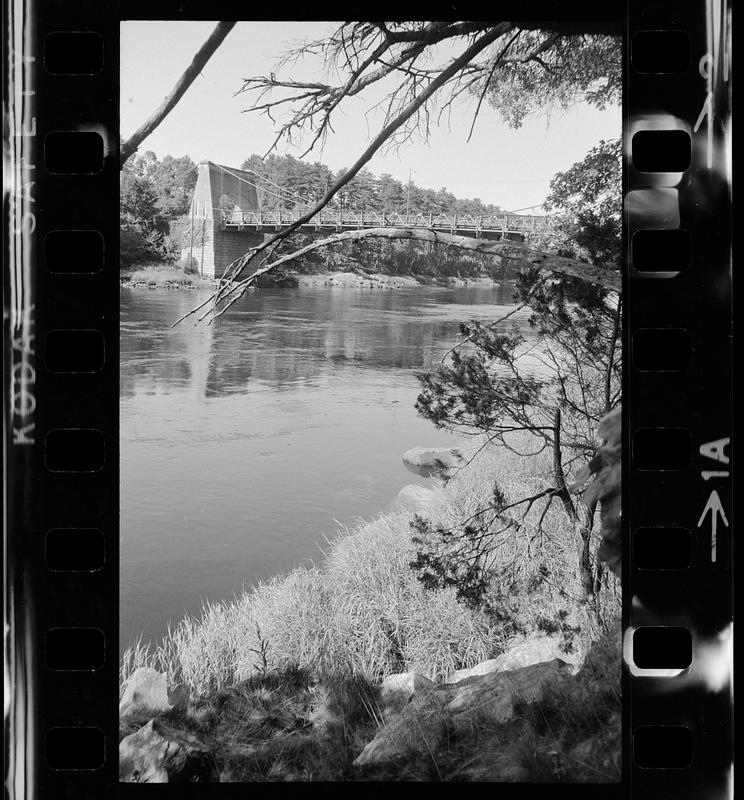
[395,484,437,511]
[119,668,172,719]
[119,719,213,783]
[446,634,582,684]
[355,659,569,766]
[381,671,434,715]
[446,658,502,684]
[401,446,464,478]
[490,634,581,674]
[354,688,450,766]
[446,658,570,723]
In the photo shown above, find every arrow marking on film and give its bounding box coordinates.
[697,489,729,563]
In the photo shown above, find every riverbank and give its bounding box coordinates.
[293,271,498,289]
[120,265,500,291]
[120,265,218,290]
[120,436,620,782]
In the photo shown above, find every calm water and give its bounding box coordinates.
[120,283,530,652]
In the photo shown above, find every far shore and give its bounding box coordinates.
[120,265,501,292]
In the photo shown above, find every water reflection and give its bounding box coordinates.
[121,284,522,399]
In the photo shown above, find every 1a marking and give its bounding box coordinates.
[697,437,730,562]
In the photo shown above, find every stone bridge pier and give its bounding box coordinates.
[181,160,266,279]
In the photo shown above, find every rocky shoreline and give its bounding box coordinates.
[293,272,498,290]
[120,270,500,292]
[119,629,617,782]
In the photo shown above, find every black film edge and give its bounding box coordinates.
[626,1,732,798]
[2,1,733,797]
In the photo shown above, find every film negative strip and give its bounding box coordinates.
[625,1,733,796]
[2,1,732,796]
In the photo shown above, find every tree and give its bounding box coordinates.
[411,139,621,612]
[153,154,198,218]
[120,152,199,267]
[120,158,164,267]
[240,153,333,210]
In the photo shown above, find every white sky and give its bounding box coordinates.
[120,21,620,211]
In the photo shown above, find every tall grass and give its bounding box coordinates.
[121,436,620,697]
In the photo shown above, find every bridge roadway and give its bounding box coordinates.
[223,208,552,239]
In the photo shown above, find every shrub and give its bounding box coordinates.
[180,257,200,275]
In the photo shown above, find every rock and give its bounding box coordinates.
[447,658,502,684]
[395,484,437,511]
[490,634,581,674]
[354,688,449,766]
[381,672,434,714]
[120,668,172,719]
[355,659,569,766]
[401,446,464,478]
[446,659,569,723]
[446,634,582,684]
[119,719,213,783]
[466,276,497,287]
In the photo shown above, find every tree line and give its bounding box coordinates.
[240,153,505,217]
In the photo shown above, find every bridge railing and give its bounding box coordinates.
[224,208,553,234]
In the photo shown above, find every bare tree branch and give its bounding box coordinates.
[121,22,236,167]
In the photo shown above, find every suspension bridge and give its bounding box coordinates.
[184,161,552,278]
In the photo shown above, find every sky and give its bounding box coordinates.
[120,21,621,212]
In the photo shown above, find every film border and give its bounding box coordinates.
[2,1,732,797]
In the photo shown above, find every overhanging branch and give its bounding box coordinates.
[172,227,619,328]
[121,22,236,167]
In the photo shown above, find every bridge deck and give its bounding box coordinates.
[223,209,552,237]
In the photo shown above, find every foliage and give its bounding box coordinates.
[412,140,622,607]
[484,33,621,129]
[542,137,622,266]
[119,151,197,268]
[125,150,198,218]
[120,211,165,267]
[241,152,503,217]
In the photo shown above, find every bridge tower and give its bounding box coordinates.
[182,161,264,278]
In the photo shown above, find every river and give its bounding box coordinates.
[120,283,531,653]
